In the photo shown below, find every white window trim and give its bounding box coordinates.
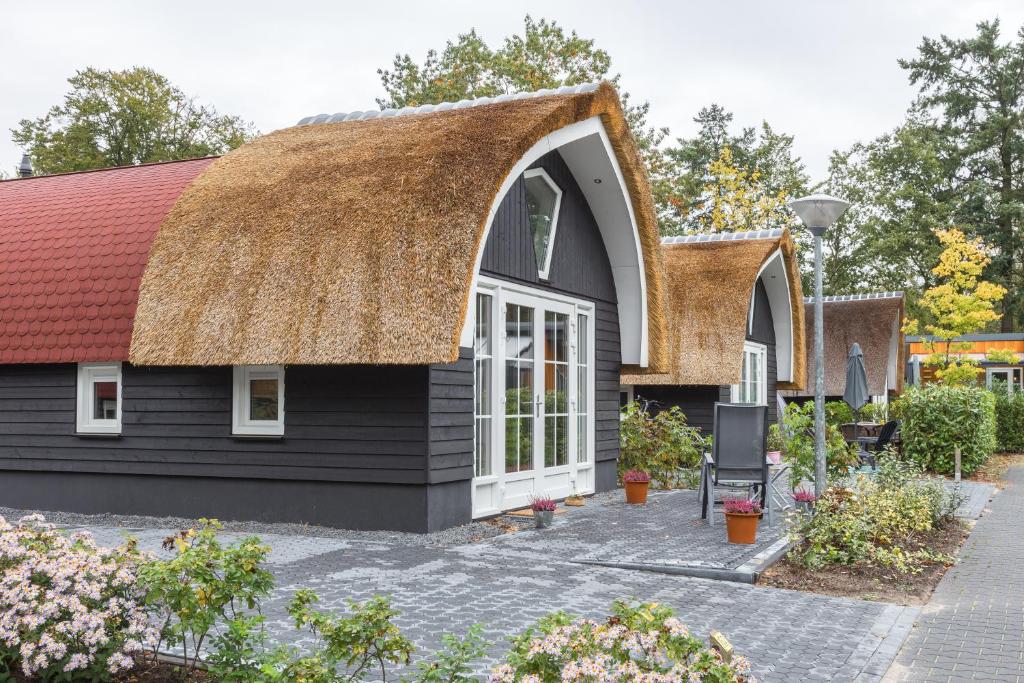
[523,168,563,280]
[985,367,1018,395]
[731,341,768,406]
[76,362,122,434]
[232,365,285,436]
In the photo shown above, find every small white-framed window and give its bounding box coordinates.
[731,342,768,406]
[76,362,122,434]
[523,168,563,280]
[233,365,285,436]
[986,367,1021,395]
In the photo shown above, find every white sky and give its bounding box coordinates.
[3,0,1023,180]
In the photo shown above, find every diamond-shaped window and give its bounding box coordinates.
[524,169,562,279]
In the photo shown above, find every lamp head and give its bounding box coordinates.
[788,194,851,236]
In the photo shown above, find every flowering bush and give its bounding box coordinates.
[792,489,816,504]
[791,458,963,573]
[0,514,155,681]
[622,470,651,484]
[723,498,761,515]
[489,600,753,683]
[530,497,557,513]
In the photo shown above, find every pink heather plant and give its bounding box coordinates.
[723,498,762,515]
[0,514,156,680]
[530,496,557,512]
[622,469,651,484]
[792,489,817,504]
[490,600,755,683]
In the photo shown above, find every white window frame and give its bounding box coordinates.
[731,341,768,406]
[985,367,1019,395]
[232,365,285,436]
[76,362,122,434]
[523,168,563,280]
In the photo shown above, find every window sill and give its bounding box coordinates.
[75,432,122,439]
[231,434,285,441]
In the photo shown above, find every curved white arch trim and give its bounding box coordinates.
[748,248,795,382]
[458,116,650,367]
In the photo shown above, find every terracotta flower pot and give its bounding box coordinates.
[725,512,759,544]
[767,450,782,465]
[624,480,650,504]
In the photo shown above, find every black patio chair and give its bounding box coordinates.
[699,403,769,527]
[856,420,900,462]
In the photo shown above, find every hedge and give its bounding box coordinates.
[899,384,996,475]
[994,389,1024,453]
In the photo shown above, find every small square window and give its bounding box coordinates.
[233,366,285,436]
[77,363,122,434]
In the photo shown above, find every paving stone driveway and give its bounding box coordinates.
[886,466,1023,682]
[44,490,919,682]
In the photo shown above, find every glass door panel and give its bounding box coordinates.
[544,311,569,468]
[504,303,534,473]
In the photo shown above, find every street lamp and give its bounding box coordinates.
[788,194,851,497]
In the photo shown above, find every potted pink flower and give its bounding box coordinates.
[723,497,762,544]
[623,470,651,504]
[530,496,556,528]
[792,488,817,514]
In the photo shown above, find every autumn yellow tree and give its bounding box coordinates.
[905,228,1007,385]
[692,147,793,233]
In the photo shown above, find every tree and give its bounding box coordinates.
[904,228,1007,385]
[12,67,255,175]
[376,16,668,176]
[656,105,809,236]
[821,119,955,298]
[900,19,1024,330]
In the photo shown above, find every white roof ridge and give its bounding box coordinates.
[296,82,603,126]
[804,291,904,303]
[660,228,784,245]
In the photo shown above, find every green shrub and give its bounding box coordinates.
[491,601,753,682]
[825,401,854,427]
[859,402,890,424]
[900,384,996,475]
[993,386,1024,453]
[779,402,860,486]
[619,401,707,488]
[792,457,963,573]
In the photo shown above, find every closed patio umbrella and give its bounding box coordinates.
[843,343,870,459]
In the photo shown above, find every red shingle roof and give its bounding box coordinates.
[0,158,215,363]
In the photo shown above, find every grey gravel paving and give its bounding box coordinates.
[885,465,1023,682]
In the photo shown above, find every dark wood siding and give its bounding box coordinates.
[427,347,474,484]
[480,150,621,489]
[0,363,431,484]
[634,278,780,433]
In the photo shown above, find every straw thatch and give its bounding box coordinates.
[786,294,905,396]
[129,82,667,369]
[621,230,805,389]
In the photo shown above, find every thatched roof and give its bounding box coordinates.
[785,293,905,396]
[621,229,805,389]
[129,82,667,368]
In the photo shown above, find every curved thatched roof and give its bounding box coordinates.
[786,293,905,396]
[621,229,805,389]
[129,82,667,369]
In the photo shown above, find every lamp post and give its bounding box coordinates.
[788,194,851,497]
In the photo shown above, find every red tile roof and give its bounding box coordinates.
[0,158,215,363]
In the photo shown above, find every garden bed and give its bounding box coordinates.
[8,656,209,682]
[968,452,1024,486]
[759,519,969,605]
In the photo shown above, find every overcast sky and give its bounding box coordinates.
[4,0,1023,180]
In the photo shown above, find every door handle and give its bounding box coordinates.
[535,394,542,418]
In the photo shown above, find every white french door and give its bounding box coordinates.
[472,278,595,518]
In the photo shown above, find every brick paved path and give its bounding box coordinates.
[886,465,1023,682]
[47,490,917,681]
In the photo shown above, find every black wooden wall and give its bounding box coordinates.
[634,278,778,434]
[480,150,621,491]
